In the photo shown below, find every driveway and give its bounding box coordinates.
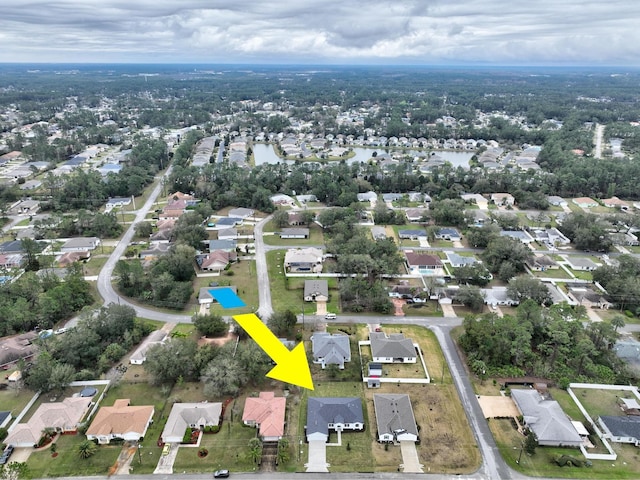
[305,440,329,472]
[399,440,423,473]
[315,300,327,316]
[8,447,32,464]
[440,303,457,318]
[154,443,180,474]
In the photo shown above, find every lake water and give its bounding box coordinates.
[252,143,474,168]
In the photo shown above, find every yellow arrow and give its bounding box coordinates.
[232,313,314,390]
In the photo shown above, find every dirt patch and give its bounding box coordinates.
[477,395,520,418]
[197,331,238,347]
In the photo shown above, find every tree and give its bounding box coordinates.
[611,315,626,334]
[454,286,485,312]
[277,438,290,465]
[144,338,198,385]
[247,437,262,464]
[0,463,28,480]
[524,431,538,455]
[201,355,247,397]
[193,313,228,337]
[77,440,98,459]
[134,221,153,239]
[482,236,532,276]
[268,310,298,337]
[454,263,491,287]
[272,209,290,228]
[507,277,551,305]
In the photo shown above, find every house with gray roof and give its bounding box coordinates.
[598,415,640,446]
[435,228,461,241]
[398,229,427,240]
[208,239,237,252]
[405,208,429,223]
[499,230,535,244]
[161,402,222,444]
[511,389,582,447]
[445,251,478,268]
[61,237,100,252]
[357,191,377,203]
[306,397,364,442]
[373,394,418,443]
[228,207,254,219]
[565,257,599,271]
[481,287,519,307]
[280,228,309,239]
[284,247,323,273]
[311,333,351,369]
[369,332,416,363]
[304,280,328,302]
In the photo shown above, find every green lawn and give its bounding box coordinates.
[27,434,122,477]
[532,268,573,279]
[194,260,259,316]
[0,386,36,417]
[82,256,109,276]
[402,301,444,317]
[262,221,325,246]
[266,250,315,314]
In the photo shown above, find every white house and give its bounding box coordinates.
[368,332,416,363]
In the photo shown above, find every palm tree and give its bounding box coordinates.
[247,437,262,464]
[77,440,98,459]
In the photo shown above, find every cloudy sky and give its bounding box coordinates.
[2,0,639,65]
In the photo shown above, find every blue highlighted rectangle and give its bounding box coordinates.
[209,287,246,309]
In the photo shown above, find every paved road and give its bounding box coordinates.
[93,168,192,324]
[253,214,274,319]
[594,123,605,159]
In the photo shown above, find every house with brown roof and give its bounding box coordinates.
[242,392,286,442]
[404,252,443,274]
[490,193,515,206]
[5,397,92,447]
[160,199,188,219]
[603,196,630,210]
[199,250,234,273]
[86,399,154,444]
[572,197,598,208]
[58,250,90,267]
[0,332,38,369]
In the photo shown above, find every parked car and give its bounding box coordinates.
[325,313,336,320]
[162,444,171,456]
[213,470,230,478]
[0,445,15,465]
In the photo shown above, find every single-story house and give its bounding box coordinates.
[160,199,188,218]
[5,397,92,447]
[311,333,351,369]
[217,228,238,241]
[511,389,582,447]
[207,239,237,252]
[198,250,234,273]
[280,228,310,239]
[404,252,443,272]
[565,257,599,271]
[602,196,630,210]
[481,287,519,307]
[228,207,255,219]
[213,217,241,229]
[598,415,640,446]
[58,250,90,267]
[357,191,377,203]
[398,229,427,240]
[526,255,559,271]
[461,193,489,209]
[19,180,42,191]
[61,237,100,252]
[490,193,515,206]
[373,394,419,443]
[0,412,11,430]
[547,196,568,207]
[369,332,416,363]
[445,251,478,268]
[161,402,222,444]
[284,247,323,273]
[0,332,38,369]
[139,243,171,260]
[435,228,461,241]
[371,226,388,240]
[270,194,295,206]
[242,392,286,442]
[129,330,168,365]
[405,208,429,223]
[572,197,598,208]
[608,232,639,247]
[499,230,535,244]
[532,228,571,246]
[9,199,40,215]
[306,397,364,442]
[0,253,23,269]
[149,228,173,243]
[304,280,329,302]
[567,287,612,309]
[106,197,132,208]
[86,399,154,444]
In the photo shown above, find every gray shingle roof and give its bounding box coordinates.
[370,332,416,359]
[306,397,363,436]
[600,415,640,441]
[511,389,582,446]
[311,333,350,367]
[304,280,328,298]
[373,394,418,438]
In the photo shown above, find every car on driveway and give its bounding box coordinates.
[213,470,230,478]
[0,445,14,465]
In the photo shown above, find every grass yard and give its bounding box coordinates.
[82,256,109,276]
[0,385,36,417]
[301,382,374,473]
[262,222,325,246]
[27,433,123,477]
[533,268,573,279]
[193,260,259,316]
[489,417,640,478]
[571,270,594,281]
[402,301,444,317]
[570,388,629,418]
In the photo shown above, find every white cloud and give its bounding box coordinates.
[1,0,639,64]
